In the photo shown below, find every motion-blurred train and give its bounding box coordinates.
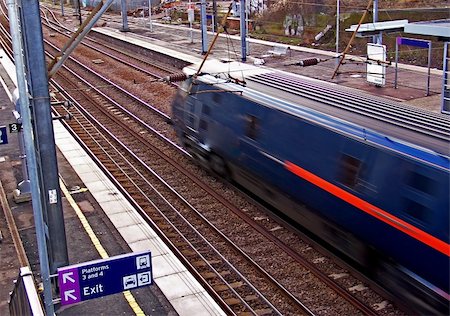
[171,60,450,314]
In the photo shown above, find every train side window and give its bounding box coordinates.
[188,102,195,113]
[245,115,259,140]
[338,154,361,188]
[403,199,429,223]
[401,171,435,224]
[202,105,210,115]
[199,119,208,130]
[406,172,435,195]
[187,114,195,128]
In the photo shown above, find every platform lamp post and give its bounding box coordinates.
[188,0,194,43]
[240,0,247,62]
[212,0,217,33]
[120,0,129,31]
[373,0,381,44]
[76,0,82,25]
[200,0,208,54]
[335,0,339,65]
[148,0,153,32]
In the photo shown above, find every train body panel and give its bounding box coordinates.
[171,62,450,312]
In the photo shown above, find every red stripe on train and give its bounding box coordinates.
[284,161,450,256]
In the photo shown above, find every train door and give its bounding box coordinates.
[184,96,203,133]
[336,142,375,194]
[400,165,444,231]
[239,113,262,165]
[238,112,281,183]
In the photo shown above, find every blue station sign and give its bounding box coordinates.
[396,37,431,49]
[58,251,152,306]
[0,126,8,145]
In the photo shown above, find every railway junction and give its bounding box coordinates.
[0,2,448,316]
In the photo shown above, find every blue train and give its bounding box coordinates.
[171,60,450,314]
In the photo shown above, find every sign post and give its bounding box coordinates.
[367,43,386,86]
[58,251,152,306]
[188,6,194,43]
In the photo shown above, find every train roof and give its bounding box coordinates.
[184,60,450,163]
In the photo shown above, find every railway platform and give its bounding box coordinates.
[0,9,447,316]
[0,50,224,315]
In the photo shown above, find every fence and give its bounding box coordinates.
[8,267,44,316]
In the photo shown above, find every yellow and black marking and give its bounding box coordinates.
[60,179,145,315]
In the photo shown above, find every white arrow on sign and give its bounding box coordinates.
[62,272,75,284]
[64,289,77,301]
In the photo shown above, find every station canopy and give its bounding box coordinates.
[404,19,450,40]
[346,19,450,40]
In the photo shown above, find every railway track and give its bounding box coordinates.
[0,3,406,315]
[40,7,183,81]
[48,63,314,315]
[43,19,389,316]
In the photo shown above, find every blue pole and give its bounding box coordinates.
[120,0,129,31]
[240,0,246,61]
[201,0,208,54]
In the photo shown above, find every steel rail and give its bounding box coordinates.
[41,15,180,83]
[43,39,171,121]
[49,47,378,316]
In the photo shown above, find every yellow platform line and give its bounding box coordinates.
[60,179,145,316]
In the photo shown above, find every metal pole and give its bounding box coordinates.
[148,0,153,32]
[245,1,249,54]
[442,42,449,113]
[61,0,64,16]
[373,0,381,44]
[12,91,31,198]
[194,4,233,77]
[200,0,207,54]
[336,0,339,64]
[394,38,398,89]
[332,0,373,79]
[48,0,115,78]
[73,0,81,25]
[19,0,69,272]
[6,1,54,315]
[427,42,431,96]
[212,0,217,33]
[190,20,193,43]
[120,0,129,31]
[188,1,194,43]
[240,0,246,62]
